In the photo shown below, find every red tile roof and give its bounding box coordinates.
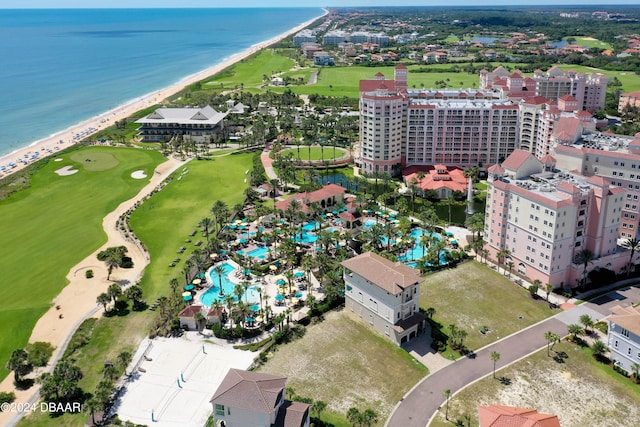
[487,164,505,174]
[275,184,346,213]
[178,305,202,318]
[502,149,535,171]
[404,166,468,194]
[540,155,556,164]
[478,405,561,427]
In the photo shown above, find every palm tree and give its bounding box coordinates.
[579,314,594,335]
[545,283,554,303]
[107,283,122,304]
[104,252,122,281]
[544,331,560,356]
[622,238,640,276]
[213,265,226,296]
[285,270,295,301]
[490,351,500,379]
[124,285,143,309]
[443,389,451,420]
[506,261,515,278]
[97,293,111,311]
[574,248,595,290]
[631,362,640,384]
[199,217,214,246]
[496,248,511,275]
[591,339,608,360]
[224,295,235,330]
[568,324,584,342]
[84,397,101,426]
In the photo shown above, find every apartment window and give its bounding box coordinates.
[215,404,225,416]
[622,328,630,338]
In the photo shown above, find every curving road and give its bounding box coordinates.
[386,284,640,427]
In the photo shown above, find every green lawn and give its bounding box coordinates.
[19,153,253,426]
[281,146,347,161]
[568,36,613,51]
[203,49,296,89]
[420,261,553,352]
[257,310,428,426]
[0,146,164,382]
[430,341,640,427]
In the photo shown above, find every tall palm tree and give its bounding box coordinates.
[574,248,595,290]
[224,295,235,330]
[622,238,640,276]
[544,331,560,356]
[213,265,226,296]
[490,351,500,379]
[199,217,214,246]
[496,248,511,275]
[104,252,122,281]
[443,389,451,420]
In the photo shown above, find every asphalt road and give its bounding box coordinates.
[386,284,640,427]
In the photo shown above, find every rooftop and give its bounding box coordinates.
[609,304,640,336]
[210,368,286,414]
[478,404,561,427]
[341,252,421,295]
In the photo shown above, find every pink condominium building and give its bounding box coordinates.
[485,149,627,289]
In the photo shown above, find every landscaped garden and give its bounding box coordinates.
[257,310,429,427]
[0,146,164,382]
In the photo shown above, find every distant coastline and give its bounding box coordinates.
[0,8,327,179]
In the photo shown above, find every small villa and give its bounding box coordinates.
[210,368,310,427]
[341,252,426,345]
[478,404,561,427]
[178,305,204,330]
[403,165,469,199]
[275,183,346,214]
[607,305,640,374]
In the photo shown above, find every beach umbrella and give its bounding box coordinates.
[183,295,193,301]
[294,271,305,278]
[269,265,278,271]
[276,279,286,286]
[182,291,192,297]
[184,285,195,291]
[275,294,285,301]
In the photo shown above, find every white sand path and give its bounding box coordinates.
[0,155,187,427]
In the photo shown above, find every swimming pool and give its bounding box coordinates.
[363,219,379,229]
[302,221,321,231]
[294,231,318,243]
[238,246,270,259]
[201,263,260,306]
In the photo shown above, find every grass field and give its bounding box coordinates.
[0,146,164,382]
[429,341,640,427]
[257,310,428,426]
[19,153,253,426]
[203,49,296,89]
[569,36,613,51]
[281,146,347,161]
[420,261,553,352]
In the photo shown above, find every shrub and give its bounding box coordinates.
[25,342,55,367]
[0,391,16,406]
[85,269,94,279]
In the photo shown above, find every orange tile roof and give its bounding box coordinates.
[179,305,203,318]
[502,149,535,171]
[478,404,561,427]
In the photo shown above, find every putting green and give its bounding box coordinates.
[70,151,119,171]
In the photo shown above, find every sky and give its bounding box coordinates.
[2,0,639,8]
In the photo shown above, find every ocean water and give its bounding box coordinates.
[0,8,323,157]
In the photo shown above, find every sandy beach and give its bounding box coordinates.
[0,11,326,426]
[0,10,326,180]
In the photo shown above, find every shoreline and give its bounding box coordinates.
[0,9,327,180]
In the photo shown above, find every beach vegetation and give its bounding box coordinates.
[24,342,55,368]
[0,391,16,405]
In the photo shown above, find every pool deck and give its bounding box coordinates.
[114,334,257,427]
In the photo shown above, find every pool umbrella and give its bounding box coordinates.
[275,294,285,301]
[192,279,201,285]
[183,295,193,301]
[276,279,286,286]
[184,285,195,291]
[243,269,251,276]
[182,291,192,297]
[294,271,305,278]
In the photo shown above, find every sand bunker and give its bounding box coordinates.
[55,165,78,176]
[54,158,63,162]
[131,170,147,179]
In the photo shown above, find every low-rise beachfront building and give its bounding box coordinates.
[485,149,627,289]
[607,305,640,374]
[478,404,561,427]
[618,90,640,114]
[210,368,310,427]
[293,29,317,47]
[553,134,640,239]
[341,252,426,345]
[136,105,227,143]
